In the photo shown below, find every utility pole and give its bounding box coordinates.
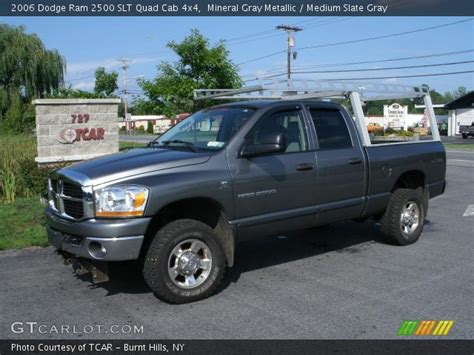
[276,25,302,80]
[118,58,131,134]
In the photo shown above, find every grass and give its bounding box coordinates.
[443,143,474,151]
[119,141,147,151]
[0,134,52,203]
[0,138,146,251]
[0,197,48,250]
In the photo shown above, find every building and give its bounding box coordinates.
[119,115,172,134]
[444,91,474,136]
[119,113,191,134]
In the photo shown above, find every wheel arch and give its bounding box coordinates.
[141,197,236,267]
[392,170,426,192]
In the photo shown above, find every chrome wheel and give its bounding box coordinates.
[167,239,212,289]
[399,201,420,235]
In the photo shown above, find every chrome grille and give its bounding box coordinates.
[49,176,92,220]
[63,181,83,199]
[63,199,84,219]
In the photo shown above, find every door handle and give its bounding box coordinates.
[348,158,362,165]
[296,163,315,171]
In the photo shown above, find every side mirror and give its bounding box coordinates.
[240,132,287,158]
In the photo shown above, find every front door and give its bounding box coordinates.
[229,105,318,231]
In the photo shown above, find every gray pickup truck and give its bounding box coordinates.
[46,99,446,303]
[460,122,474,139]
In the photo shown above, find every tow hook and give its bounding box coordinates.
[73,259,109,283]
[56,250,109,283]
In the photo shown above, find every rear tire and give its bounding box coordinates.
[462,134,467,139]
[381,188,426,245]
[142,219,225,304]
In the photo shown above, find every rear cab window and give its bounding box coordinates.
[309,109,353,150]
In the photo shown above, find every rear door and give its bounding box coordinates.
[305,105,367,224]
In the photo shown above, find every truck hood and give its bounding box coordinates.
[58,148,212,186]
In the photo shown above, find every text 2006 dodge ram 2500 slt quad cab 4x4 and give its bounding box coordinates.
[46,85,446,303]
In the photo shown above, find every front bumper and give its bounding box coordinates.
[45,207,151,261]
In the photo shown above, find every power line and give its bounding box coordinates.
[237,18,472,66]
[226,18,330,43]
[229,18,352,47]
[302,17,350,30]
[263,60,474,78]
[227,32,286,47]
[297,18,472,52]
[241,49,474,81]
[323,70,474,81]
[226,29,276,43]
[237,49,287,66]
[227,20,315,47]
[67,75,95,82]
[289,49,474,70]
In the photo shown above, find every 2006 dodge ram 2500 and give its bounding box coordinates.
[46,100,446,303]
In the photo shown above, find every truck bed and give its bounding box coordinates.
[362,141,446,218]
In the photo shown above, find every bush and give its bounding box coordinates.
[383,128,414,137]
[0,93,36,135]
[147,121,154,134]
[395,130,414,137]
[0,135,53,202]
[373,128,385,136]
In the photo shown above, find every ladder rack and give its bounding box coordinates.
[193,78,439,147]
[193,78,430,102]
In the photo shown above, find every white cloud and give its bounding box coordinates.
[72,81,95,90]
[66,56,162,76]
[67,59,118,76]
[382,78,400,84]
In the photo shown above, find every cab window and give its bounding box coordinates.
[309,109,352,150]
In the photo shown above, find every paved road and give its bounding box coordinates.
[447,150,474,168]
[1,165,473,340]
[120,134,156,143]
[442,135,474,145]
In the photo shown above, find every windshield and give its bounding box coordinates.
[151,107,255,151]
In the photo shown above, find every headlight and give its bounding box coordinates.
[94,185,149,218]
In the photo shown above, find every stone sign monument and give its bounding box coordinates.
[34,98,121,164]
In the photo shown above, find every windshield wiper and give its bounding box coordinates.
[149,140,198,152]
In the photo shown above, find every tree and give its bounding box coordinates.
[139,29,242,116]
[0,24,65,132]
[130,99,157,115]
[1,92,22,133]
[0,24,65,110]
[445,86,467,101]
[94,67,118,96]
[51,86,101,99]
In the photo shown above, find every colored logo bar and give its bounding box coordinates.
[398,320,454,336]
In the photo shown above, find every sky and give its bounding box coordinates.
[2,16,473,99]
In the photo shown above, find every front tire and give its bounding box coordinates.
[381,188,426,245]
[143,219,225,303]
